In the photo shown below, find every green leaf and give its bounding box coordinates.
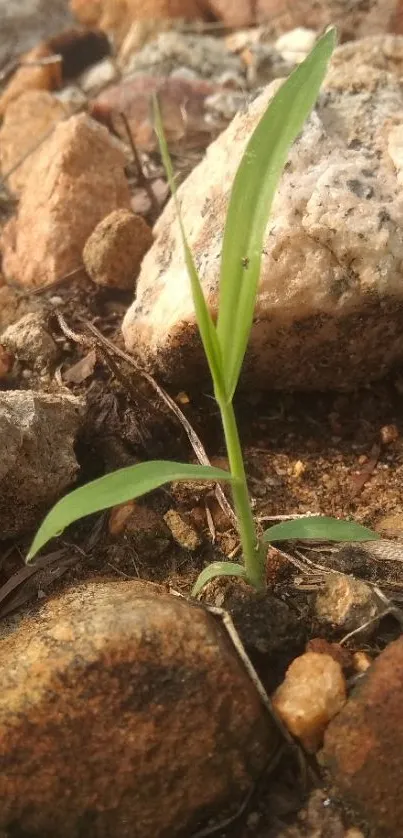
[192,561,246,597]
[153,97,226,401]
[262,515,380,544]
[217,27,337,399]
[27,461,232,562]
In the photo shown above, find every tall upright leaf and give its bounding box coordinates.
[217,28,336,399]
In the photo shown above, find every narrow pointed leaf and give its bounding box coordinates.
[192,561,246,597]
[153,97,226,401]
[27,461,232,562]
[262,515,380,544]
[217,27,337,399]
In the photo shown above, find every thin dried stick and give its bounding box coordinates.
[84,321,237,526]
[120,111,160,218]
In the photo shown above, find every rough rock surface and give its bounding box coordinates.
[91,74,228,152]
[315,573,383,638]
[0,279,41,333]
[0,91,68,195]
[83,209,153,289]
[254,0,403,41]
[0,579,276,837]
[0,391,83,538]
[323,636,403,838]
[70,0,206,45]
[1,114,131,288]
[69,0,403,41]
[123,37,403,390]
[0,0,73,64]
[1,312,58,370]
[0,43,63,117]
[119,29,245,83]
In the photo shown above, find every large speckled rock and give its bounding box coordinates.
[0,579,276,837]
[1,114,131,288]
[323,636,403,838]
[0,391,83,538]
[123,37,403,390]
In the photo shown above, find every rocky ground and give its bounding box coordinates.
[1,2,403,837]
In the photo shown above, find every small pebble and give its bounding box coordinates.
[163,509,201,551]
[353,651,372,673]
[380,424,399,444]
[272,652,346,752]
[315,573,383,638]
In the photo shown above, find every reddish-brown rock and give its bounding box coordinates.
[323,637,403,837]
[0,346,12,379]
[83,209,153,289]
[0,43,62,117]
[1,114,131,288]
[0,91,68,195]
[90,75,222,151]
[0,579,276,837]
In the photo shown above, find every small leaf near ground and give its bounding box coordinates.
[262,515,380,544]
[192,562,247,597]
[27,461,232,562]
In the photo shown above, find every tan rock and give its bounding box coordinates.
[1,114,131,288]
[323,636,403,838]
[255,0,403,41]
[375,510,403,538]
[122,37,403,390]
[0,579,276,836]
[83,209,153,289]
[205,0,253,27]
[326,33,403,90]
[1,312,58,371]
[0,43,62,118]
[0,284,41,333]
[273,652,346,752]
[0,91,68,195]
[70,0,206,45]
[315,573,383,638]
[0,391,83,538]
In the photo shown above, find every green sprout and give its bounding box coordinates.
[27,28,380,591]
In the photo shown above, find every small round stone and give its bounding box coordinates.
[83,208,153,290]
